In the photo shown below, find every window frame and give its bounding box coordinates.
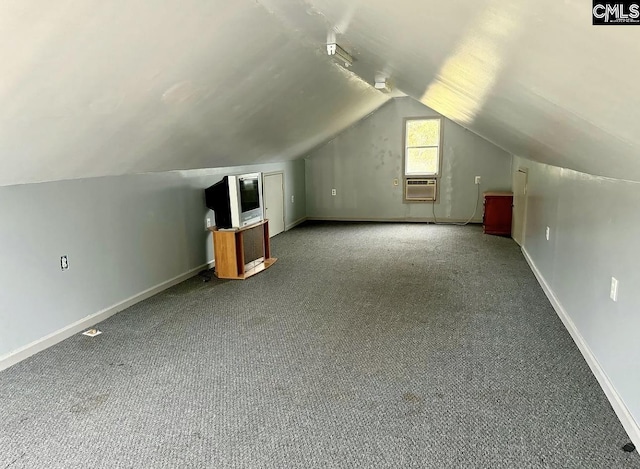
[402,117,444,179]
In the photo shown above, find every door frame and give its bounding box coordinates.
[512,167,528,246]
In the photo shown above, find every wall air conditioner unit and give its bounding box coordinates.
[405,178,437,201]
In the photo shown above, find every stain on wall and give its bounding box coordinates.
[305,97,511,222]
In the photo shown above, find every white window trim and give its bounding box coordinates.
[403,117,443,178]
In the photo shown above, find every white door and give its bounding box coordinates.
[263,173,285,237]
[512,169,528,246]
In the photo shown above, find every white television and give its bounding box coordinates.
[205,173,264,229]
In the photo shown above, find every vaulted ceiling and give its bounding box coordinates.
[1,0,639,186]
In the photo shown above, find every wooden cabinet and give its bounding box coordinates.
[483,192,513,236]
[209,220,277,279]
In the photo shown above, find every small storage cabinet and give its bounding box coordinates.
[483,192,513,236]
[209,220,277,279]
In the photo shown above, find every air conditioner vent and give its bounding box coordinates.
[405,178,437,201]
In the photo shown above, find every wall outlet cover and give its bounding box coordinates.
[475,176,481,185]
[545,226,550,241]
[60,256,69,270]
[331,189,337,196]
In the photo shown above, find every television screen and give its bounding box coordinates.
[239,178,260,212]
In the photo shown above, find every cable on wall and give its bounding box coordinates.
[431,183,481,226]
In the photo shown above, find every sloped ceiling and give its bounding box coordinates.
[264,0,640,182]
[2,0,639,186]
[0,1,390,186]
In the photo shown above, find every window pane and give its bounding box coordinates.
[406,147,439,175]
[406,119,440,147]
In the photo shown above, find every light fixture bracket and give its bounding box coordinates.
[326,43,353,68]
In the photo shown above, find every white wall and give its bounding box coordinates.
[0,160,305,365]
[513,156,640,444]
[305,97,512,222]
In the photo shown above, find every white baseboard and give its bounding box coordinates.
[285,217,307,231]
[307,216,483,224]
[0,260,215,372]
[522,247,640,448]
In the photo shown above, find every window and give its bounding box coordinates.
[404,118,442,177]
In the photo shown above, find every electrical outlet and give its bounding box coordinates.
[206,218,211,228]
[545,226,550,241]
[60,256,69,271]
[291,195,295,203]
[610,277,619,302]
[393,178,399,186]
[331,189,336,196]
[475,176,481,185]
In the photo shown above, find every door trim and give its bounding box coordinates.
[512,167,528,246]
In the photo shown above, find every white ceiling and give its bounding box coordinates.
[1,0,639,186]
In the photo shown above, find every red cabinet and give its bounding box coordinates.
[483,192,513,236]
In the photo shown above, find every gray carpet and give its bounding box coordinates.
[1,222,638,468]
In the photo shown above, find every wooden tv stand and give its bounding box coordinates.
[209,220,277,280]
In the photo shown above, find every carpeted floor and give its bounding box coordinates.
[1,222,638,468]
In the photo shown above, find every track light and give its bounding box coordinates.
[326,43,353,68]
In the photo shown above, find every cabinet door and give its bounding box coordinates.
[484,196,513,235]
[242,224,265,265]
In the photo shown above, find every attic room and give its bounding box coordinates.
[1,0,639,467]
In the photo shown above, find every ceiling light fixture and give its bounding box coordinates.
[326,43,353,68]
[374,79,392,93]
